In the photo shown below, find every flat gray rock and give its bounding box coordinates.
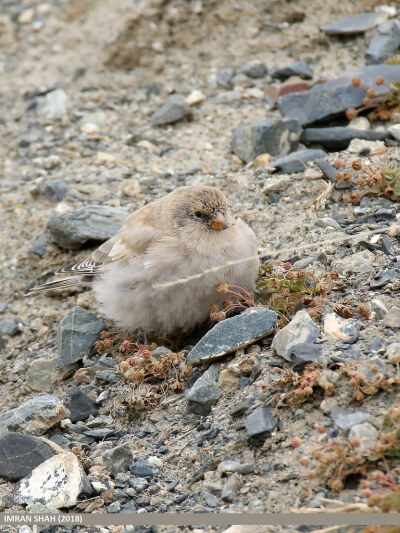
[334,250,375,276]
[272,149,326,173]
[57,306,104,366]
[151,95,191,126]
[13,452,92,508]
[103,443,134,477]
[0,432,54,481]
[272,61,313,80]
[301,127,389,151]
[27,357,77,392]
[278,65,400,126]
[231,118,301,163]
[334,411,369,432]
[186,364,221,416]
[187,307,277,364]
[0,395,69,436]
[47,205,129,249]
[245,406,277,440]
[384,306,400,328]
[367,19,400,64]
[322,12,388,35]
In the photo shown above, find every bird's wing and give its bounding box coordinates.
[58,202,161,277]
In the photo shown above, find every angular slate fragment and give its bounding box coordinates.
[0,432,54,481]
[231,118,302,163]
[272,149,326,173]
[288,342,323,370]
[370,269,399,289]
[245,406,277,441]
[322,12,388,35]
[272,310,320,362]
[272,61,313,81]
[103,443,134,477]
[47,205,129,249]
[278,65,400,126]
[130,459,159,478]
[366,20,400,64]
[151,95,191,126]
[315,159,338,182]
[229,397,256,418]
[57,306,104,366]
[63,385,98,423]
[301,127,389,151]
[28,235,48,257]
[334,411,368,432]
[186,364,221,416]
[0,319,19,336]
[187,307,277,364]
[241,62,267,79]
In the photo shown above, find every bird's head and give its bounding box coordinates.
[169,186,230,236]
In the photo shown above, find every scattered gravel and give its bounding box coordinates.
[2,0,400,529]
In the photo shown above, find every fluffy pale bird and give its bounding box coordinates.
[29,186,259,335]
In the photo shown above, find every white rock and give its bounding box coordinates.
[14,453,91,509]
[80,122,99,134]
[347,139,385,154]
[263,176,290,193]
[375,5,397,17]
[323,312,359,343]
[388,124,400,141]
[186,90,206,106]
[37,89,68,121]
[348,117,370,130]
[371,298,388,320]
[147,456,163,468]
[315,217,341,229]
[18,8,35,24]
[91,480,109,493]
[348,422,378,454]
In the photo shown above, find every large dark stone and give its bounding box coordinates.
[130,459,159,478]
[288,342,323,370]
[63,386,98,423]
[0,432,54,481]
[231,118,302,163]
[301,127,389,151]
[278,65,400,126]
[47,205,129,249]
[321,12,388,35]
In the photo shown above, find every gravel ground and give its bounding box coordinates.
[1,1,400,533]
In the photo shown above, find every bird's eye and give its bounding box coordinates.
[194,211,204,219]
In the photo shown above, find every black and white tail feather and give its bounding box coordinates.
[26,256,101,295]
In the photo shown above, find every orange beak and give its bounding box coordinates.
[210,212,228,231]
